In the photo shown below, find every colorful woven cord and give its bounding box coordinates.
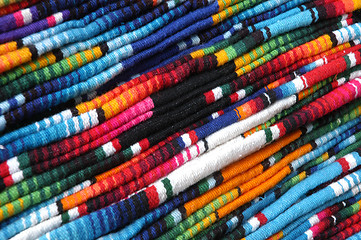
[1,0,361,239]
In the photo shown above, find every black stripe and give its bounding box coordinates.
[28,45,39,60]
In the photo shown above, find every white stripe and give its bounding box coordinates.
[292,76,306,92]
[7,157,20,174]
[177,41,187,51]
[334,29,343,44]
[80,113,90,131]
[338,179,349,192]
[212,87,223,101]
[345,153,358,170]
[348,52,357,68]
[263,93,271,105]
[53,12,64,24]
[44,119,51,128]
[207,176,217,189]
[102,142,117,157]
[345,174,356,188]
[181,133,192,148]
[21,9,33,25]
[130,142,142,156]
[11,215,63,240]
[89,109,99,127]
[248,217,260,231]
[340,28,350,42]
[11,171,24,183]
[191,36,200,46]
[308,215,320,225]
[153,180,167,203]
[171,209,182,224]
[211,112,220,119]
[72,117,80,134]
[329,182,344,197]
[236,89,246,101]
[305,230,313,240]
[64,121,70,137]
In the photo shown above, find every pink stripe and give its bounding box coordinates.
[176,152,185,166]
[195,142,201,155]
[107,97,154,128]
[316,210,329,221]
[186,147,192,161]
[13,11,24,27]
[310,225,321,236]
[47,15,57,27]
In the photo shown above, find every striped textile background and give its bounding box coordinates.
[0,0,361,239]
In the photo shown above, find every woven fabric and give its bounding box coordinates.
[1,19,352,193]
[1,0,361,239]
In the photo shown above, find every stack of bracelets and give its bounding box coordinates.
[0,0,361,239]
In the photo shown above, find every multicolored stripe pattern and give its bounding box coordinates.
[0,0,361,239]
